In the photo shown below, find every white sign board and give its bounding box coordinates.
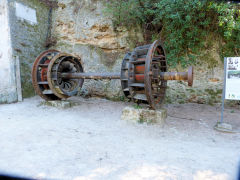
[225,57,240,100]
[15,2,37,25]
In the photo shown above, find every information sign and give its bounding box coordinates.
[225,57,240,100]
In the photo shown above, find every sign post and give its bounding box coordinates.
[216,57,240,132]
[220,58,227,124]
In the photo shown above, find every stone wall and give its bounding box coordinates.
[8,0,50,98]
[0,0,17,103]
[51,0,225,104]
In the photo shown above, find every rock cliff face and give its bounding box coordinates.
[52,0,225,104]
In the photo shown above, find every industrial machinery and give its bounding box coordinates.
[32,40,193,109]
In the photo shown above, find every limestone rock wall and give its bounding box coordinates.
[52,0,225,104]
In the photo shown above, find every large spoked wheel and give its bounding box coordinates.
[145,40,167,109]
[47,53,84,98]
[121,40,167,109]
[32,50,61,101]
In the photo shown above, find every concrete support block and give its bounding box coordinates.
[214,122,233,133]
[121,106,167,126]
[39,100,80,109]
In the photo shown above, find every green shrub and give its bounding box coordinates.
[105,0,240,67]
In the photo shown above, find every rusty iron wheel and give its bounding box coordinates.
[144,40,167,109]
[32,49,61,101]
[47,53,84,97]
[125,41,167,108]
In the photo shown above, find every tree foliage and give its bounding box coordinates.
[105,0,240,67]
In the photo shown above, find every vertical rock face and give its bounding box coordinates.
[53,0,143,51]
[0,0,17,103]
[51,0,144,98]
[8,0,50,98]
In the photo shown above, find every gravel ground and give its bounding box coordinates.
[0,96,240,180]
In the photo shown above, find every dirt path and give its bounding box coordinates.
[0,97,239,180]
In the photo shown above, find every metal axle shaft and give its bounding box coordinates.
[159,72,188,81]
[60,71,190,81]
[61,72,121,79]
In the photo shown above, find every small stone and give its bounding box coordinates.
[121,106,167,126]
